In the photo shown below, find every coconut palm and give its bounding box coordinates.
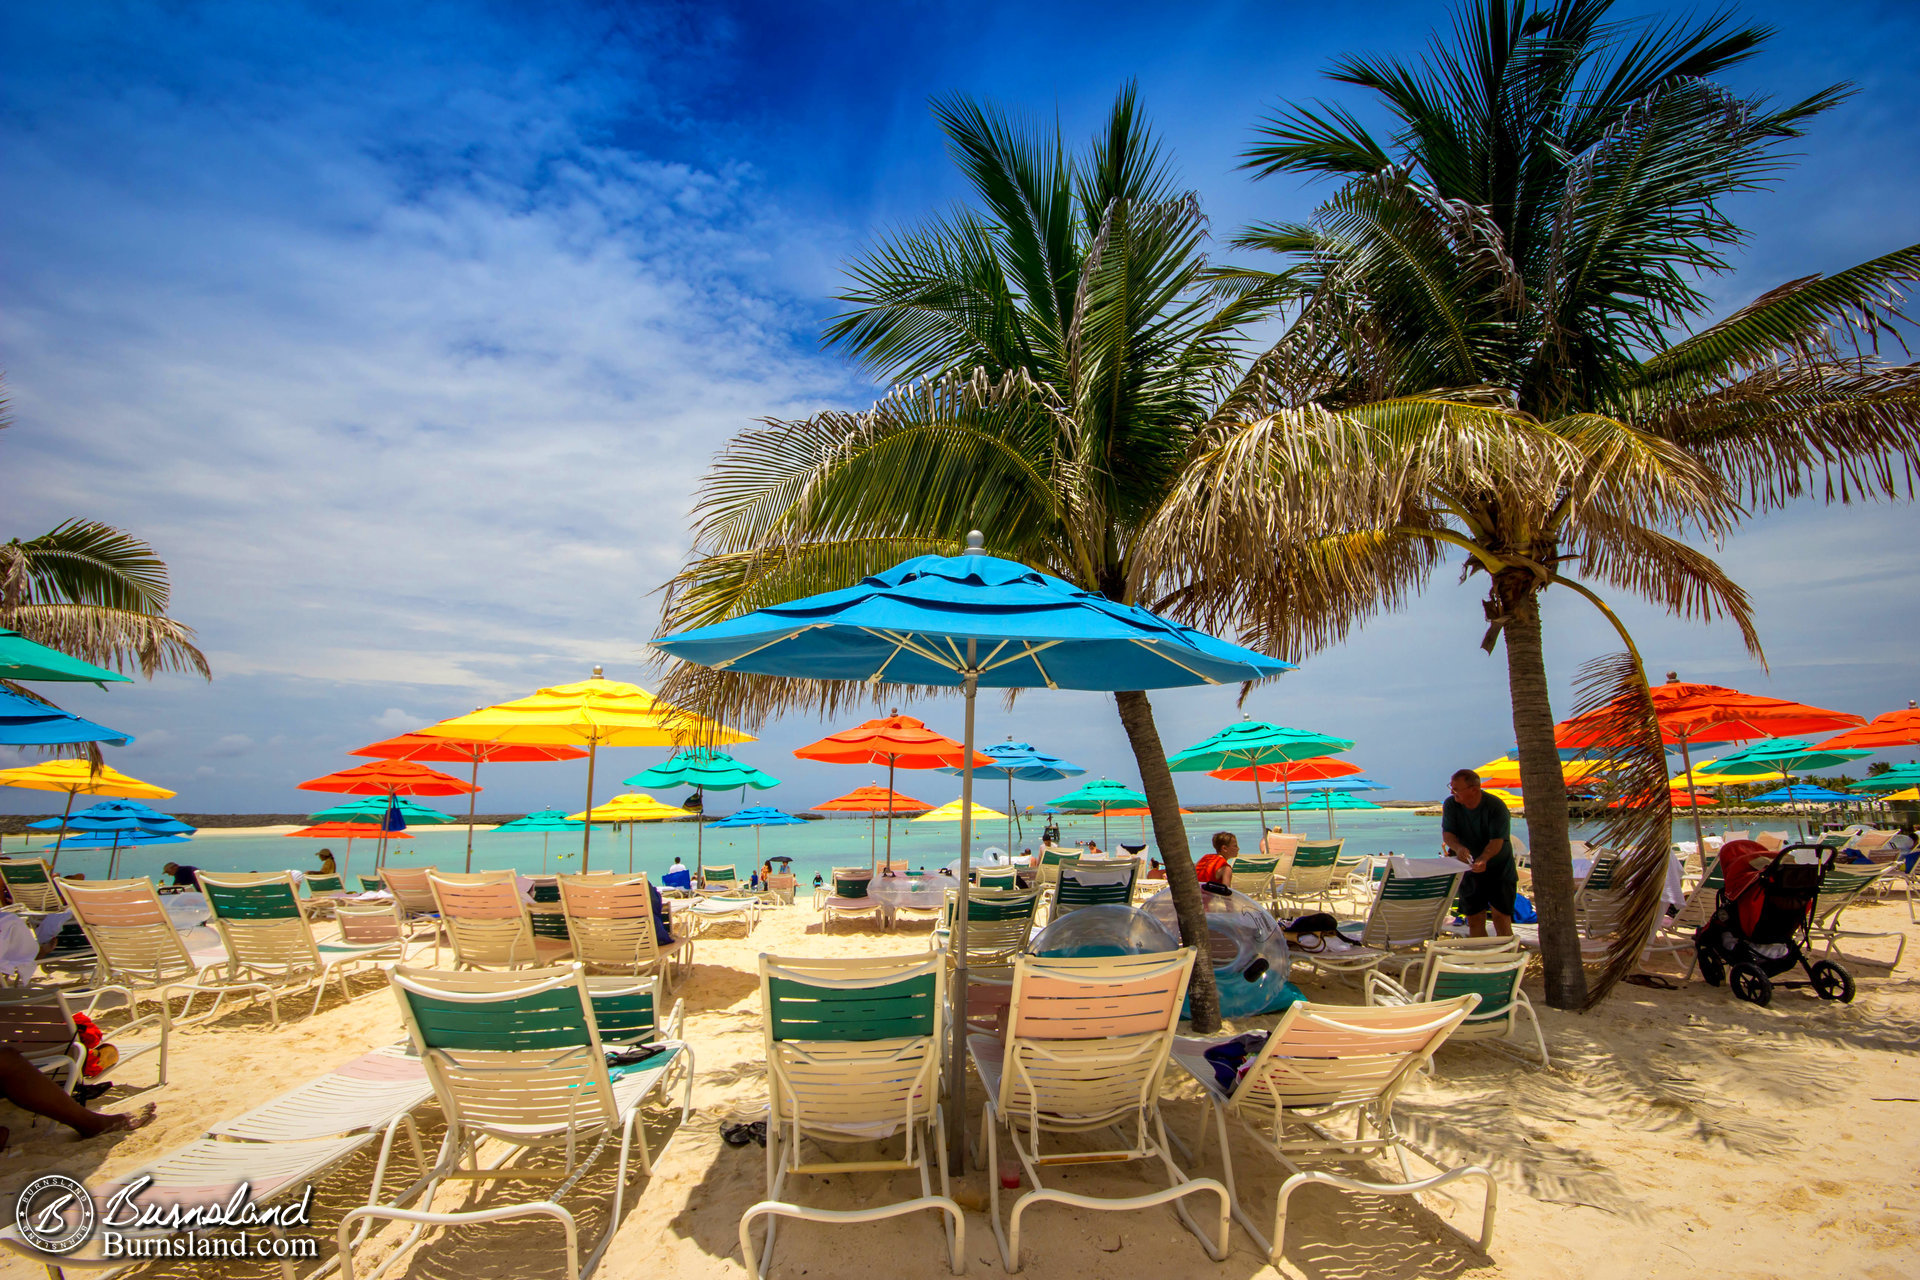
[1,385,209,728]
[1150,0,1920,1007]
[658,87,1274,1030]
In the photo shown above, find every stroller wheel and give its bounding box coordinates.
[1729,963,1771,1006]
[1696,946,1725,987]
[1809,959,1855,1003]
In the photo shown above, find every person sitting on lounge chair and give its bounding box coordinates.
[661,858,693,893]
[160,862,201,888]
[316,848,337,875]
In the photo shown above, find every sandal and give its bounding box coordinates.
[73,1082,114,1105]
[722,1122,755,1148]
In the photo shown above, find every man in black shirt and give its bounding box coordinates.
[160,862,201,889]
[1441,768,1515,937]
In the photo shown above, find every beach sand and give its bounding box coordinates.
[4,895,1917,1280]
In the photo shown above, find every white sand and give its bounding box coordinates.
[4,896,1918,1280]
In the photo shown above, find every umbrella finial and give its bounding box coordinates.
[1666,671,1678,683]
[592,665,603,679]
[962,530,986,556]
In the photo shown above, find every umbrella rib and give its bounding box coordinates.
[1127,640,1219,685]
[979,640,1063,683]
[702,627,821,670]
[862,629,962,675]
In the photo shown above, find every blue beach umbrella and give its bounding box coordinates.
[0,687,134,748]
[703,805,807,863]
[940,738,1085,851]
[1748,783,1855,804]
[653,532,1293,1168]
[44,822,192,878]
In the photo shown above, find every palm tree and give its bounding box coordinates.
[658,87,1274,1031]
[1150,0,1920,1007]
[2,385,209,728]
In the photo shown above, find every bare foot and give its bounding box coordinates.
[93,1103,157,1137]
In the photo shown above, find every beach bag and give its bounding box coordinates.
[1281,911,1341,951]
[1512,894,1536,923]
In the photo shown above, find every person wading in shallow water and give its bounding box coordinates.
[1441,768,1515,938]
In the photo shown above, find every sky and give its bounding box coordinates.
[3,0,1917,818]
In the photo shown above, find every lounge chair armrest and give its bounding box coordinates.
[663,998,686,1042]
[1365,971,1415,1007]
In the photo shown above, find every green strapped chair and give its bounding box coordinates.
[1272,841,1343,915]
[1036,848,1080,891]
[1228,856,1281,909]
[821,867,885,932]
[974,866,1020,891]
[1811,862,1903,968]
[302,872,348,920]
[1368,939,1546,1066]
[742,953,963,1278]
[200,870,414,1024]
[702,863,740,891]
[340,963,691,1280]
[359,874,387,894]
[0,857,64,914]
[930,886,1042,982]
[1295,863,1464,983]
[525,877,573,944]
[1051,862,1138,921]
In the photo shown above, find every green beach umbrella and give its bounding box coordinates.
[489,807,585,873]
[1293,786,1384,837]
[1168,717,1355,834]
[0,627,133,686]
[1047,778,1148,847]
[625,749,780,878]
[310,797,457,825]
[1850,763,1920,791]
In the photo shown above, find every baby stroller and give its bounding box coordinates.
[1694,840,1854,1006]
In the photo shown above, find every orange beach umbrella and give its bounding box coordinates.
[1815,701,1920,752]
[796,714,988,871]
[812,784,934,865]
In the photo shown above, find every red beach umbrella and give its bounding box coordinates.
[297,760,477,870]
[1554,673,1863,855]
[284,822,413,881]
[351,733,587,871]
[1814,701,1920,752]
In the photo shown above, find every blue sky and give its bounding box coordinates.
[3,0,1917,818]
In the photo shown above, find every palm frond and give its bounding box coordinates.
[4,603,210,679]
[6,520,174,613]
[1561,649,1674,1008]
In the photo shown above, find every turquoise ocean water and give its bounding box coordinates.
[5,808,1729,886]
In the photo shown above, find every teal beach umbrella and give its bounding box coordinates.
[490,807,586,872]
[1046,779,1149,847]
[626,749,780,878]
[1169,717,1355,834]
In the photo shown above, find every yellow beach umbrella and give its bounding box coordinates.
[912,797,1007,823]
[419,666,750,871]
[1473,755,1608,788]
[0,761,177,868]
[1484,787,1524,808]
[568,792,688,873]
[1883,787,1919,802]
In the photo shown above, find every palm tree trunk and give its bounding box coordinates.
[1502,589,1588,1009]
[1114,689,1221,1032]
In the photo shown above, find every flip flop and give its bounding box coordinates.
[721,1123,754,1148]
[747,1120,767,1147]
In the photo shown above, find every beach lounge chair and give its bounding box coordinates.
[301,872,350,920]
[703,863,740,891]
[1173,995,1493,1262]
[0,984,169,1102]
[429,870,573,970]
[339,962,690,1280]
[820,868,886,932]
[968,948,1227,1271]
[974,866,1020,891]
[1228,855,1281,908]
[1755,831,1789,852]
[1644,858,1724,977]
[199,870,416,1025]
[1291,860,1464,983]
[1810,862,1903,968]
[1367,943,1546,1066]
[58,875,272,1019]
[742,953,963,1278]
[0,857,65,914]
[1271,841,1343,915]
[1049,862,1138,921]
[930,887,1041,981]
[685,892,762,937]
[359,873,387,893]
[556,873,692,993]
[337,895,436,966]
[761,873,799,905]
[378,865,444,933]
[1035,848,1080,891]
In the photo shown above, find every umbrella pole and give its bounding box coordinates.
[946,653,977,1177]
[465,758,479,873]
[1678,735,1706,858]
[50,789,76,872]
[1007,775,1014,854]
[581,742,598,873]
[629,822,635,875]
[883,756,897,875]
[1282,778,1293,834]
[1251,774,1266,850]
[695,789,704,881]
[1326,790,1336,839]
